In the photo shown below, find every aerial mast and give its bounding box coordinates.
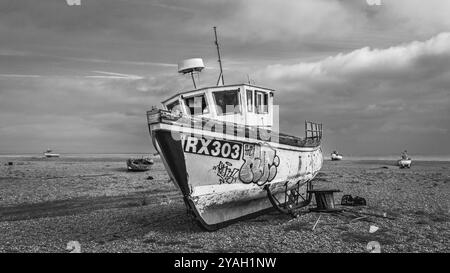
[213,26,225,86]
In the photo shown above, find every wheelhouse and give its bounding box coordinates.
[161,84,274,128]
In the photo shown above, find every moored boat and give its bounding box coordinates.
[127,158,154,171]
[331,151,343,161]
[398,150,412,168]
[398,158,412,168]
[44,150,60,158]
[146,28,323,230]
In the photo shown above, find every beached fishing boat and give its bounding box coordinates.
[127,158,154,172]
[398,150,412,168]
[146,28,323,230]
[44,150,60,158]
[331,151,343,161]
[398,158,412,168]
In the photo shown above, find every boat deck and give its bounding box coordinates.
[147,109,322,148]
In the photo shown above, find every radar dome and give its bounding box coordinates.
[178,58,205,74]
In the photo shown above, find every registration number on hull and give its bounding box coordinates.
[181,135,242,160]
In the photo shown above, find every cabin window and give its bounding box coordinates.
[184,94,209,115]
[255,91,268,114]
[246,90,253,112]
[213,89,241,115]
[167,101,181,113]
[264,93,269,112]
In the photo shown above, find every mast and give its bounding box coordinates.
[213,26,225,86]
[190,72,197,89]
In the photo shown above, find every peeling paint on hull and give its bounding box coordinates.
[149,122,323,230]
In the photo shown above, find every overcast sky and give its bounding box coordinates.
[1,0,449,156]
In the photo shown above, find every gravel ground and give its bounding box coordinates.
[0,156,448,253]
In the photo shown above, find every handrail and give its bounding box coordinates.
[148,109,322,147]
[305,120,322,140]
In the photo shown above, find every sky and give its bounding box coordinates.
[0,0,449,156]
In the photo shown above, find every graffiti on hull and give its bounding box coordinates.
[239,143,280,186]
[213,161,240,184]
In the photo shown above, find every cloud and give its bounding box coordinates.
[383,0,450,37]
[258,32,450,89]
[85,70,144,80]
[0,49,31,56]
[1,1,449,155]
[0,75,159,153]
[254,32,450,155]
[0,74,41,78]
[61,57,177,68]
[3,0,450,75]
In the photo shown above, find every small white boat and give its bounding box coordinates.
[331,151,343,161]
[44,150,60,158]
[398,158,412,168]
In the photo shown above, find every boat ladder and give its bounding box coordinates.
[264,181,313,217]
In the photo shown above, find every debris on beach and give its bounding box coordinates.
[369,225,379,233]
[312,215,322,231]
[341,194,367,206]
[66,241,81,253]
[337,206,397,221]
[367,241,381,253]
[349,216,369,223]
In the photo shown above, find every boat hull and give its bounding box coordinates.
[148,112,323,230]
[44,153,60,158]
[398,159,412,168]
[126,159,152,172]
[331,154,343,161]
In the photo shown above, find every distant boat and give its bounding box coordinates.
[331,151,343,161]
[127,158,154,172]
[398,158,412,168]
[398,150,412,168]
[44,150,60,158]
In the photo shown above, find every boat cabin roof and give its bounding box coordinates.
[161,83,275,128]
[161,83,274,104]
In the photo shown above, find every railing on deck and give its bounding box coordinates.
[305,120,323,144]
[147,109,323,147]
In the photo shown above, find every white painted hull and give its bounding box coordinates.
[148,112,323,230]
[44,153,60,158]
[398,159,412,168]
[331,154,343,161]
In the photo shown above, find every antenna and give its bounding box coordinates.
[178,58,205,89]
[213,26,225,86]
